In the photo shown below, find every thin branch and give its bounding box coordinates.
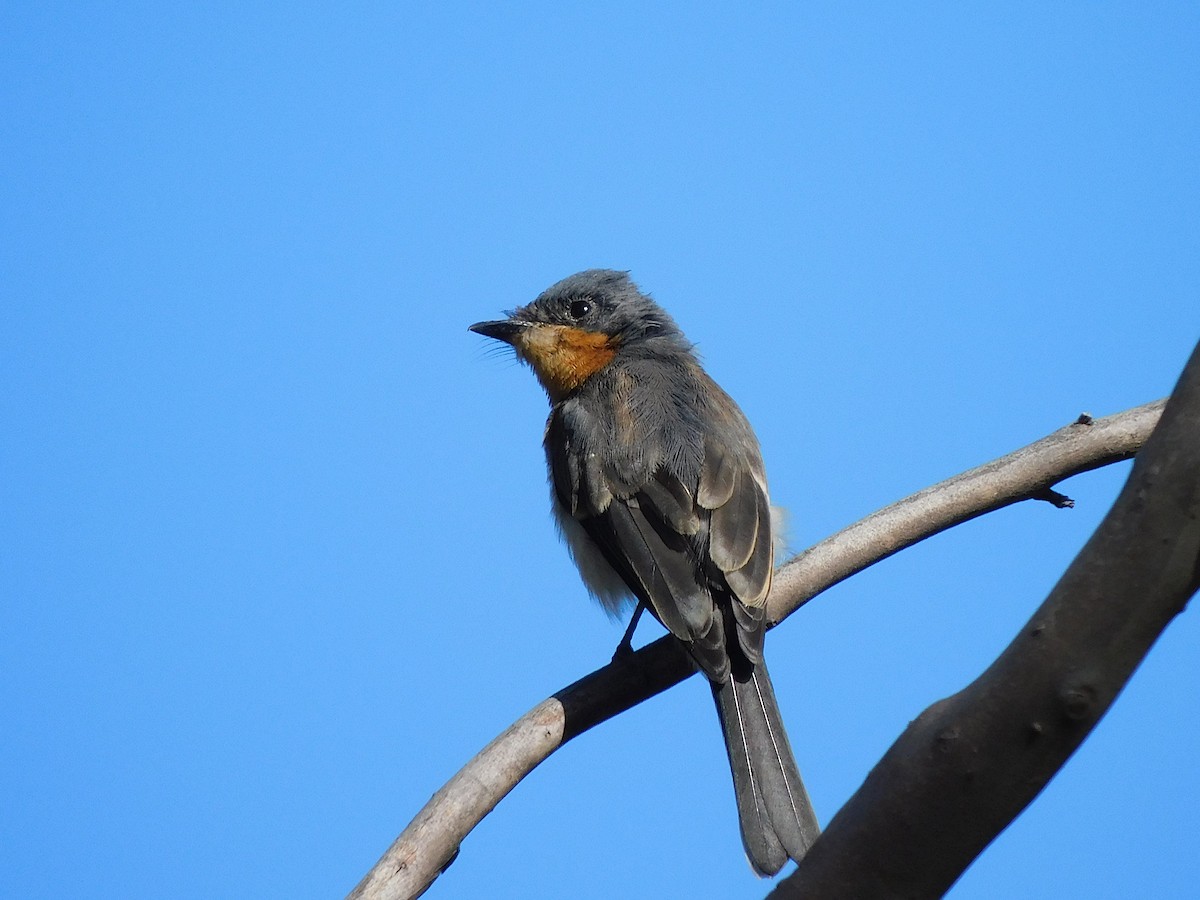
[347,399,1166,900]
[767,398,1165,624]
[771,344,1200,898]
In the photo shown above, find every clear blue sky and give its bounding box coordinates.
[3,4,1198,898]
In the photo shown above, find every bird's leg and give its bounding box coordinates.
[612,602,646,661]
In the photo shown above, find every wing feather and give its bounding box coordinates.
[697,436,737,509]
[548,390,772,683]
[725,481,774,609]
[709,464,760,572]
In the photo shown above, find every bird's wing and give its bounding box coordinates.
[547,397,774,679]
[697,429,774,665]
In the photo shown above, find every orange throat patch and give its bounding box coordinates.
[514,325,617,401]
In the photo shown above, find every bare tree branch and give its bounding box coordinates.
[771,343,1200,899]
[766,399,1165,624]
[347,398,1166,900]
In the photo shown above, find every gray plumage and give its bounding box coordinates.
[471,269,820,875]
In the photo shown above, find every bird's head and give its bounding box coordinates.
[470,269,686,402]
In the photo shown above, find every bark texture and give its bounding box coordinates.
[346,389,1183,900]
[772,344,1200,899]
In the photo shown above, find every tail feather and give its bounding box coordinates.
[712,660,820,875]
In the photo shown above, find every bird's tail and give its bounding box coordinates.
[711,660,820,876]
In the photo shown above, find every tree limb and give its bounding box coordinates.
[766,399,1165,624]
[347,398,1167,900]
[771,343,1200,898]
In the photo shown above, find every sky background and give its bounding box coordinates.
[3,3,1198,898]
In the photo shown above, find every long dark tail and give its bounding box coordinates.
[711,659,820,875]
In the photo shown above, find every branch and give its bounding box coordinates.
[766,402,1165,623]
[347,399,1166,900]
[771,344,1200,898]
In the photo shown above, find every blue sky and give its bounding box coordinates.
[3,4,1198,898]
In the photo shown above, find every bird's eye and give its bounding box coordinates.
[568,299,592,319]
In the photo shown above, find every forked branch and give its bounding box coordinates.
[772,342,1200,898]
[348,397,1171,900]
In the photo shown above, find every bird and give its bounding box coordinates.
[469,269,819,875]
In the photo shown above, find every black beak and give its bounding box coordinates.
[469,319,528,345]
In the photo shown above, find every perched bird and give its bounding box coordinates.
[470,269,819,875]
